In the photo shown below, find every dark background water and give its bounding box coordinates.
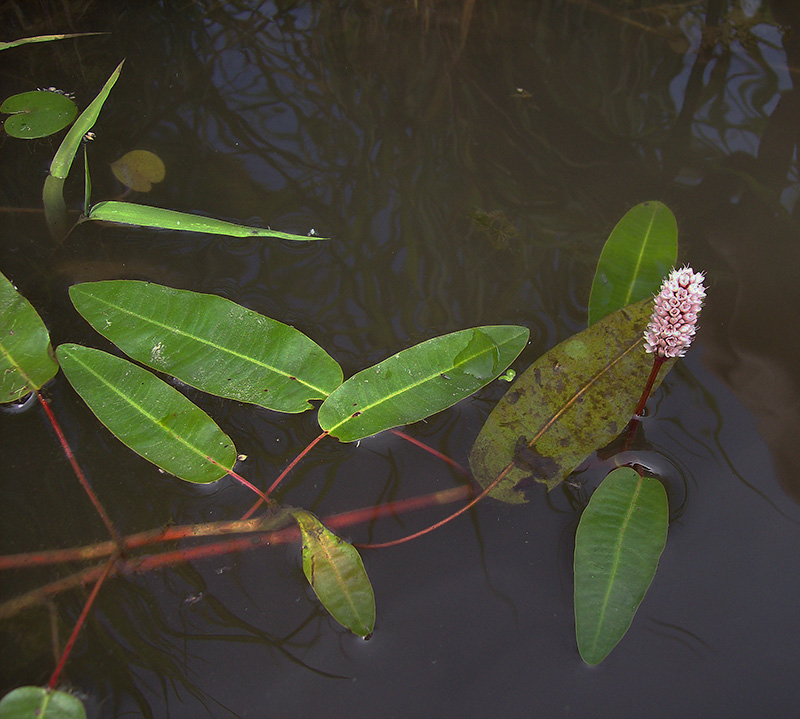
[2,1,800,717]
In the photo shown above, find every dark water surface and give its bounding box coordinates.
[3,1,800,717]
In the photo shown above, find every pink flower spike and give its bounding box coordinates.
[643,266,706,358]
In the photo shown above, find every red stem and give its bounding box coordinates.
[390,429,472,478]
[38,391,126,552]
[241,430,330,519]
[357,460,516,549]
[621,356,665,454]
[47,555,116,690]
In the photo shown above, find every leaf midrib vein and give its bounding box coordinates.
[85,292,330,396]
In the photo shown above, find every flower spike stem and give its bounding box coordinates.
[633,356,666,419]
[623,265,705,454]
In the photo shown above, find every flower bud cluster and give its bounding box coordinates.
[643,266,706,358]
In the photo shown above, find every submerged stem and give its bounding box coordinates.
[47,554,117,690]
[38,391,126,553]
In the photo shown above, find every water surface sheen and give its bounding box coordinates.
[2,2,800,718]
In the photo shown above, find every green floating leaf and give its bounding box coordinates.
[294,510,375,637]
[57,344,236,483]
[588,201,677,326]
[1,91,77,139]
[49,60,124,180]
[69,281,342,413]
[319,325,529,442]
[469,300,673,502]
[0,686,86,719]
[87,201,326,241]
[110,150,166,192]
[574,467,668,665]
[0,272,59,403]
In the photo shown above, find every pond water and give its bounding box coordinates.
[2,1,800,717]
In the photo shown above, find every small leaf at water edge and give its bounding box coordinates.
[318,325,529,442]
[49,60,124,180]
[110,150,166,192]
[0,686,87,719]
[294,510,375,637]
[588,201,677,326]
[87,201,327,241]
[574,467,668,665]
[0,272,59,403]
[56,344,236,483]
[69,281,342,413]
[469,300,673,502]
[1,91,77,139]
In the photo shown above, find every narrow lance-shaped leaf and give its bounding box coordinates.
[0,686,87,719]
[294,510,375,637]
[49,60,123,180]
[57,344,236,483]
[0,272,59,403]
[0,32,107,52]
[469,300,674,502]
[319,325,529,442]
[87,201,326,241]
[69,281,343,413]
[83,145,92,216]
[574,467,668,665]
[588,201,677,326]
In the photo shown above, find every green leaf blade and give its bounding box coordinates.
[294,510,375,637]
[588,201,677,326]
[574,467,668,665]
[69,281,342,413]
[0,686,87,719]
[0,272,59,402]
[469,300,673,501]
[56,344,236,483]
[49,60,124,180]
[87,201,326,241]
[318,325,529,442]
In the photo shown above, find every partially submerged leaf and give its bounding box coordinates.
[469,300,673,501]
[57,344,236,483]
[318,325,529,442]
[1,90,77,139]
[574,467,668,665]
[0,272,59,403]
[69,281,342,413]
[0,686,87,719]
[110,150,166,192]
[49,60,124,180]
[87,201,326,241]
[294,510,375,637]
[588,201,677,326]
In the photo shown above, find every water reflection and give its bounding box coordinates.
[2,1,800,717]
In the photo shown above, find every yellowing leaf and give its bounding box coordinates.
[294,510,375,637]
[110,150,166,192]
